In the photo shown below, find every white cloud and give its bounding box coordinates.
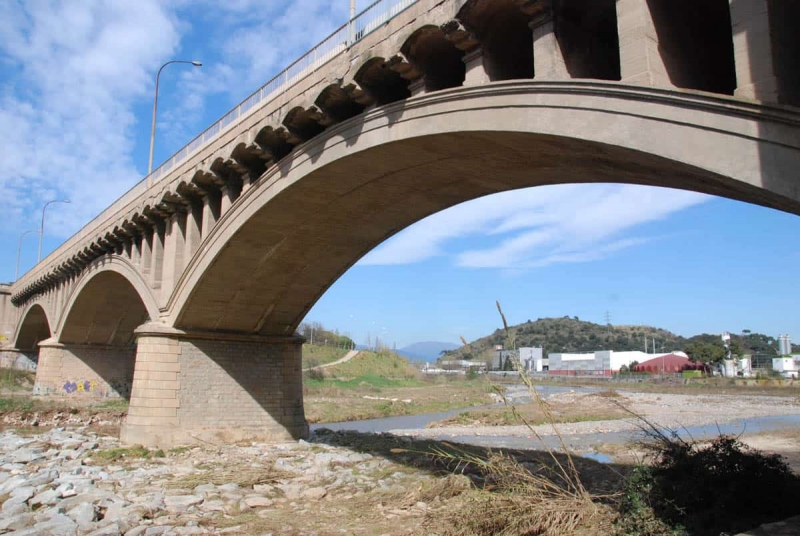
[154,0,350,156]
[0,0,354,255]
[0,0,180,237]
[360,184,709,270]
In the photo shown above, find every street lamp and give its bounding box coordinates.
[148,60,203,179]
[16,230,39,280]
[38,199,70,262]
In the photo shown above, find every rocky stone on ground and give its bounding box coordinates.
[0,426,436,535]
[1,390,797,534]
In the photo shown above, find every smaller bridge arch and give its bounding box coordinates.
[32,259,160,400]
[56,258,159,344]
[13,303,53,353]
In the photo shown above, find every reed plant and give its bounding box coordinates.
[423,302,600,535]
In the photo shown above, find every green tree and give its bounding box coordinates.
[685,341,727,364]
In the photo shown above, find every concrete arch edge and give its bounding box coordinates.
[164,80,800,328]
[54,257,160,341]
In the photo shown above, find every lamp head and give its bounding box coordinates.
[191,61,202,67]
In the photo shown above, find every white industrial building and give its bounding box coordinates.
[490,347,545,371]
[548,350,674,376]
[773,356,800,379]
[520,347,546,372]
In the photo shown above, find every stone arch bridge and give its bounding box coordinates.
[1,0,799,447]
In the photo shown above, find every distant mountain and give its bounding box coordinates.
[398,341,459,362]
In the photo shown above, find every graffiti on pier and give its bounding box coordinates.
[59,379,130,398]
[63,380,98,394]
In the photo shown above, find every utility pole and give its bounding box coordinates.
[605,310,611,331]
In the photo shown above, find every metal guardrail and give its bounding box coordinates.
[20,0,419,287]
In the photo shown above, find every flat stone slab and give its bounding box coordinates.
[737,516,800,536]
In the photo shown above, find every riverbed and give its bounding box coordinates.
[313,385,800,459]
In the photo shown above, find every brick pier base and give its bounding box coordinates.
[34,338,136,398]
[120,323,308,448]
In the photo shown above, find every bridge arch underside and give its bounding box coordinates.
[15,305,51,353]
[35,271,150,399]
[5,304,52,371]
[115,85,800,448]
[172,95,800,338]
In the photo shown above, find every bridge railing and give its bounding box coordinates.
[20,0,421,288]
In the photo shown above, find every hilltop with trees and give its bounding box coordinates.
[441,316,794,365]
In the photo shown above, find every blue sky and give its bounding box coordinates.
[1,1,798,349]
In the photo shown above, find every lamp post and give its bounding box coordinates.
[348,0,356,45]
[38,199,70,262]
[16,230,39,280]
[148,60,203,181]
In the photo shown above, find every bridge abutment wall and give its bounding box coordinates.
[0,284,15,346]
[33,338,135,398]
[120,324,307,448]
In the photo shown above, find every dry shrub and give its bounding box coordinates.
[644,434,799,534]
[613,410,800,536]
[426,450,598,536]
[305,367,325,381]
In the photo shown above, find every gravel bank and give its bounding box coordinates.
[388,391,800,439]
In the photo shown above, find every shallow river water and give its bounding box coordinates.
[311,385,800,459]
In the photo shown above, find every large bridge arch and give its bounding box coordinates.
[167,81,800,336]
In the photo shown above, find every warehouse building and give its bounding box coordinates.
[548,350,670,376]
[633,353,692,374]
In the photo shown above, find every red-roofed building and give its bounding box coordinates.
[633,353,693,374]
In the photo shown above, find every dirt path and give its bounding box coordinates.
[303,350,359,371]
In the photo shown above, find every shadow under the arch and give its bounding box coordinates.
[311,427,629,496]
[44,343,136,399]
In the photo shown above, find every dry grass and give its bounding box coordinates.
[93,445,164,463]
[418,302,604,535]
[304,379,492,423]
[168,465,295,490]
[594,389,623,398]
[423,448,601,536]
[358,473,472,510]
